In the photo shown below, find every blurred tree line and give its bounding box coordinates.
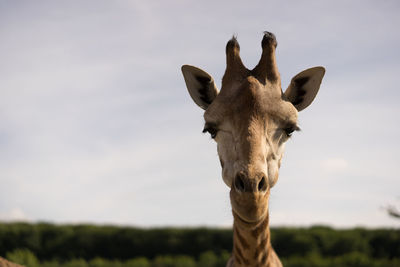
[0,223,399,267]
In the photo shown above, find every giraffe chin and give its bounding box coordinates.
[232,209,267,228]
[231,205,268,226]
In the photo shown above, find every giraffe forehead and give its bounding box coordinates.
[205,78,298,125]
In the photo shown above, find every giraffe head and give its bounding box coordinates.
[182,32,325,224]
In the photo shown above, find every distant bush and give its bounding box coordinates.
[124,257,151,267]
[282,252,400,267]
[62,258,89,267]
[198,251,218,267]
[4,250,400,267]
[1,222,399,266]
[6,248,40,267]
[41,260,60,267]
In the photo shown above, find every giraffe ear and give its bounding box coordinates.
[283,66,325,111]
[181,65,219,110]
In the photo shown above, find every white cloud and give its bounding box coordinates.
[0,208,31,222]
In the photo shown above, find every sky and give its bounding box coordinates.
[0,0,399,228]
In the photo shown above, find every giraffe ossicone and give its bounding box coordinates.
[182,32,325,267]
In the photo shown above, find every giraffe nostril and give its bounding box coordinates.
[234,174,245,192]
[258,176,267,192]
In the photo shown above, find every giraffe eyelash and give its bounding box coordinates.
[283,125,300,137]
[203,123,219,139]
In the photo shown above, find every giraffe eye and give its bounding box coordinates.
[284,127,295,137]
[203,125,218,139]
[284,125,300,137]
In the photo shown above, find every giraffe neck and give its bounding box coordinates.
[230,210,280,267]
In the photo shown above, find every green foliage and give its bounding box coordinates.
[0,222,399,267]
[281,252,400,267]
[63,258,89,267]
[4,251,400,267]
[152,255,176,267]
[0,223,233,261]
[198,251,218,267]
[124,257,151,267]
[41,260,60,267]
[152,255,196,267]
[6,248,40,267]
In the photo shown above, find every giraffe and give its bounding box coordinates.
[181,32,325,267]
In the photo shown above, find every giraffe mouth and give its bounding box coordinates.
[230,189,269,225]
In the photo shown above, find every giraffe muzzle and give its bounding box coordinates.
[233,172,268,193]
